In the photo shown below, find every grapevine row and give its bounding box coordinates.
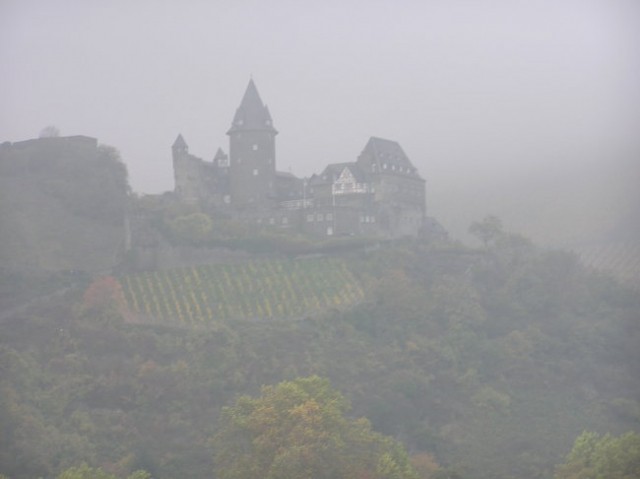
[120,258,365,325]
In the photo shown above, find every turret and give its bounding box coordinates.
[172,134,198,204]
[172,133,188,154]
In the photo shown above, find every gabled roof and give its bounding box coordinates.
[357,137,421,178]
[315,162,370,184]
[172,134,188,150]
[227,79,278,134]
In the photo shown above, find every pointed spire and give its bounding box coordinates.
[172,134,188,150]
[227,79,277,134]
[213,147,227,160]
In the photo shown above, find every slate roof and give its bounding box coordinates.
[358,137,421,178]
[227,79,277,134]
[172,134,188,150]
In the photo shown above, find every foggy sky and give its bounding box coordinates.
[2,0,639,243]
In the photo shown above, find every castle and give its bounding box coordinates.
[172,79,431,238]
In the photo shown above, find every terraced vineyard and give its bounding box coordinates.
[120,258,365,325]
[576,241,640,290]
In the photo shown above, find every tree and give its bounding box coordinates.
[39,125,60,138]
[468,216,503,248]
[554,431,640,479]
[213,376,419,479]
[169,212,213,242]
[57,464,150,479]
[81,276,129,324]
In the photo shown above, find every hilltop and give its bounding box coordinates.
[0,131,638,479]
[0,136,128,274]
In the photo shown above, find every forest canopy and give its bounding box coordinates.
[214,376,418,479]
[1,229,638,479]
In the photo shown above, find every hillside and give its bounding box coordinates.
[120,257,365,324]
[1,236,638,479]
[1,135,639,479]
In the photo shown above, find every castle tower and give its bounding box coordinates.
[227,79,278,207]
[172,134,198,204]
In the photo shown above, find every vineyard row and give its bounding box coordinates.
[120,258,365,324]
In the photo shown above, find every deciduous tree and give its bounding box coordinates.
[554,431,640,479]
[213,376,418,479]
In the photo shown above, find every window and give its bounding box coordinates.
[326,213,333,221]
[326,226,333,236]
[317,214,324,222]
[223,195,231,204]
[252,144,258,151]
[269,218,275,225]
[307,214,314,222]
[383,163,387,170]
[253,169,259,176]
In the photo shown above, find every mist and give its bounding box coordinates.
[3,3,640,478]
[2,0,639,243]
